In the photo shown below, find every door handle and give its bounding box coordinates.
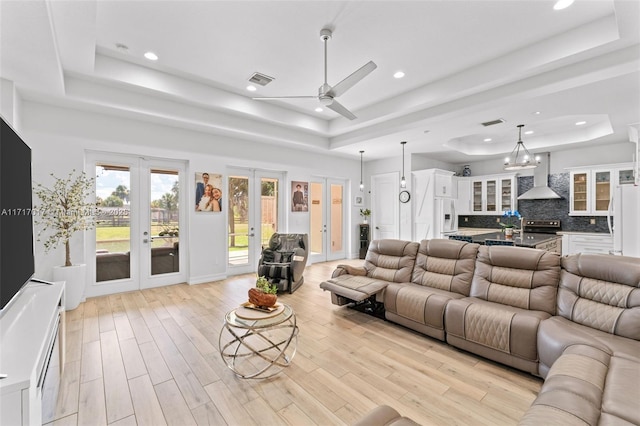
[143,239,149,244]
[249,233,255,237]
[375,226,380,230]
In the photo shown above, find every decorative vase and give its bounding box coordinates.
[53,263,86,310]
[462,165,471,177]
[504,227,514,238]
[363,218,368,224]
[248,288,277,307]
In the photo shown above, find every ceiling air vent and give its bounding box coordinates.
[481,118,505,127]
[248,72,275,86]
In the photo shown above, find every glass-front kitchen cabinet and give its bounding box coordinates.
[458,173,517,215]
[568,163,634,216]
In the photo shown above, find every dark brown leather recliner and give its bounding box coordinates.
[257,233,308,293]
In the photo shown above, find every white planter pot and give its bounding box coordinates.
[53,264,86,310]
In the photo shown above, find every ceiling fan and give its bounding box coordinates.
[252,28,377,120]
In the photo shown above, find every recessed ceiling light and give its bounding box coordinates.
[483,138,492,142]
[246,85,257,92]
[524,130,534,135]
[315,107,323,112]
[575,121,587,126]
[393,71,405,79]
[144,51,158,61]
[553,0,574,10]
[533,111,541,115]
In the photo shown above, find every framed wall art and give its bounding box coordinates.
[195,172,223,212]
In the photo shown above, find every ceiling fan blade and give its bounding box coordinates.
[327,61,377,98]
[327,99,357,120]
[252,95,318,100]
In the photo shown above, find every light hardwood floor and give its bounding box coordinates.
[47,259,542,426]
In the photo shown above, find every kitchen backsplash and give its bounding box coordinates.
[459,173,610,233]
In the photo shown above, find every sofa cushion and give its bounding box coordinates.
[364,239,419,283]
[410,239,479,295]
[320,275,390,302]
[446,297,550,362]
[537,316,640,378]
[471,245,561,315]
[385,283,465,340]
[520,344,640,426]
[558,253,640,340]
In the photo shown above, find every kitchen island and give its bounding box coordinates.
[464,231,561,252]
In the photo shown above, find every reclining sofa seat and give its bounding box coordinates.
[445,245,561,375]
[257,233,309,293]
[537,253,640,376]
[521,253,640,426]
[384,239,480,340]
[319,239,419,305]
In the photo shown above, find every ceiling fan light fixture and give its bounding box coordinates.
[503,124,540,170]
[319,96,333,106]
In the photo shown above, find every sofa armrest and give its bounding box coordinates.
[332,264,367,278]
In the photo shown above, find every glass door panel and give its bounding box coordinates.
[228,174,250,267]
[330,183,343,256]
[309,181,325,261]
[149,169,179,276]
[501,178,512,211]
[594,171,610,212]
[619,169,634,185]
[572,172,588,212]
[95,164,131,282]
[260,177,279,247]
[486,180,497,212]
[473,181,482,212]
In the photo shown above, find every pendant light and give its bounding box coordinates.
[504,124,540,170]
[400,141,407,188]
[359,150,364,191]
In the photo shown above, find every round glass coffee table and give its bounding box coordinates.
[218,303,298,379]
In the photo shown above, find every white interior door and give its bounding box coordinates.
[86,153,187,297]
[309,178,346,263]
[371,172,399,240]
[227,168,284,275]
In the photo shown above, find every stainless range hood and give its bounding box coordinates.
[517,152,562,200]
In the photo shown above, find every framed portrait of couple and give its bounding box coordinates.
[195,172,223,212]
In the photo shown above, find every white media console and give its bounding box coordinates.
[0,281,65,425]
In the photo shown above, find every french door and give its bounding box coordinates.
[227,168,285,275]
[309,177,346,263]
[86,153,187,297]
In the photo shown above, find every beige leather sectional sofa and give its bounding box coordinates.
[320,239,640,425]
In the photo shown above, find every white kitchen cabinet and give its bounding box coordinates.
[459,173,517,215]
[455,177,471,215]
[568,163,634,216]
[560,232,613,255]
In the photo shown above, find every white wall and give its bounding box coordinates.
[21,101,363,285]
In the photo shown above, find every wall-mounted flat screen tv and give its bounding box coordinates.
[0,115,36,316]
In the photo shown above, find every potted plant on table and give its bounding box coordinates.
[360,208,371,224]
[248,276,278,308]
[500,209,521,238]
[34,170,96,310]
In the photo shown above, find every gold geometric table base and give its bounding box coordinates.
[218,303,298,379]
